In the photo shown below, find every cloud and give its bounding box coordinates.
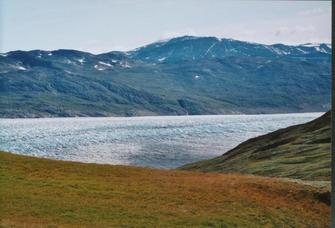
[298,8,324,16]
[275,25,316,37]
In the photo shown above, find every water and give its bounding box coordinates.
[0,113,322,168]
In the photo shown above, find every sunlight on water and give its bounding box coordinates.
[0,113,323,168]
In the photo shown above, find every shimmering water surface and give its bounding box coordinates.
[0,113,322,168]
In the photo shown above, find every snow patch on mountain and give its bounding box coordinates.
[301,43,321,47]
[205,42,217,56]
[77,58,85,64]
[15,65,27,71]
[94,64,104,71]
[297,48,308,54]
[265,46,290,55]
[98,61,112,67]
[120,61,131,68]
[64,70,74,74]
[315,46,328,53]
[158,57,166,62]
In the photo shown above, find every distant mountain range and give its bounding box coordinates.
[0,36,331,117]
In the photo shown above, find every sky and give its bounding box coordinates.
[0,0,331,54]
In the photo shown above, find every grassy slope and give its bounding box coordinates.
[180,112,331,181]
[0,151,330,227]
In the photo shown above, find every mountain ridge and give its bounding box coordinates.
[2,35,330,55]
[0,36,331,118]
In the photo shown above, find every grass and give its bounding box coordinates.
[0,151,330,227]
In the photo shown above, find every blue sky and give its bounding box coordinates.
[0,0,331,53]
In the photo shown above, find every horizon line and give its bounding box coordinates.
[1,35,331,55]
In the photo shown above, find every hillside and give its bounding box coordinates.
[0,151,330,227]
[0,36,331,117]
[180,111,331,181]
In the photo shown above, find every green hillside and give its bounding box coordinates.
[180,112,331,181]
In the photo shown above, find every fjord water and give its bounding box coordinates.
[0,113,322,168]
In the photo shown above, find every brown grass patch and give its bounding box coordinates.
[0,151,330,227]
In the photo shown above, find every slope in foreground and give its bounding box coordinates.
[0,151,330,227]
[180,111,331,181]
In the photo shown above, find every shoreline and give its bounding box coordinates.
[0,111,326,120]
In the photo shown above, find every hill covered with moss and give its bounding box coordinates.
[180,111,331,181]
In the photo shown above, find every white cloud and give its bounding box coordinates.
[298,8,324,16]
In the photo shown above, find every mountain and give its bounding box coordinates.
[130,36,331,62]
[0,36,331,117]
[179,111,331,181]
